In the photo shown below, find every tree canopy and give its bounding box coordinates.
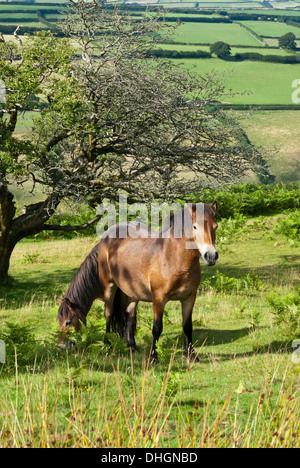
[278,32,297,50]
[210,41,232,59]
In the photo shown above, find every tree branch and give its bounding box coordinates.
[42,214,101,232]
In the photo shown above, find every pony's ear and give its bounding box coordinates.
[211,201,218,215]
[57,298,63,306]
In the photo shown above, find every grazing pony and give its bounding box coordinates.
[57,203,218,361]
[56,244,129,347]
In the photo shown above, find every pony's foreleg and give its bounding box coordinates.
[151,299,166,361]
[181,294,199,363]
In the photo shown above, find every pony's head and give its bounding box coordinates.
[57,297,87,334]
[190,202,218,266]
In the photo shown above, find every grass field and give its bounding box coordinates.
[240,20,300,38]
[174,58,300,104]
[239,111,300,182]
[0,207,299,447]
[170,22,262,46]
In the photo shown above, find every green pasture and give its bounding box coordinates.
[239,110,300,182]
[175,58,300,104]
[169,22,262,46]
[0,200,299,447]
[0,13,38,19]
[240,20,300,38]
[0,4,59,10]
[231,9,300,16]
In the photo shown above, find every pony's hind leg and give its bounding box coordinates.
[104,283,118,338]
[124,299,139,352]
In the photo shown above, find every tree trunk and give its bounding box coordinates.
[0,234,17,279]
[0,179,61,279]
[0,179,100,279]
[0,180,17,279]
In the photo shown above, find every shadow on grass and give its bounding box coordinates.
[194,326,253,347]
[201,254,300,288]
[0,267,78,308]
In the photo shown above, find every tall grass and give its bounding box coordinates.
[0,349,299,448]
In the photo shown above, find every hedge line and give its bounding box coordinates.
[148,49,300,64]
[35,183,300,240]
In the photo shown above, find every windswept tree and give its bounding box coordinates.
[0,0,263,278]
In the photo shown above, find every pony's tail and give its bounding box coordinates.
[111,288,132,338]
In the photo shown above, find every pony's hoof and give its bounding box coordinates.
[150,352,158,364]
[187,353,199,364]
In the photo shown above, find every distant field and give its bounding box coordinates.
[170,22,262,45]
[175,58,300,104]
[240,20,300,38]
[239,110,300,182]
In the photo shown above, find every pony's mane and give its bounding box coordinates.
[60,243,100,318]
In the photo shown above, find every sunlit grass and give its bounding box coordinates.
[0,214,299,447]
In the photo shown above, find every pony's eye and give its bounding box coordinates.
[193,225,197,230]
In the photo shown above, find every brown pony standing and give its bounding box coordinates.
[57,202,218,362]
[98,202,218,362]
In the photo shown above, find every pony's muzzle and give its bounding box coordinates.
[65,320,72,327]
[203,250,218,266]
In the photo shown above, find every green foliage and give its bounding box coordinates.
[267,286,300,339]
[209,270,263,294]
[273,211,300,243]
[33,203,98,240]
[159,371,181,398]
[156,337,181,366]
[199,183,300,220]
[217,214,248,245]
[104,333,130,356]
[198,269,264,295]
[21,252,41,264]
[0,322,41,368]
[21,183,300,241]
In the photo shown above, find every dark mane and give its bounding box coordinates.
[60,243,101,318]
